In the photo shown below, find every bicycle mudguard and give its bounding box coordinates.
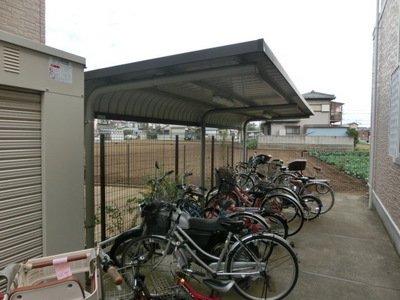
[114,226,143,244]
[109,226,143,265]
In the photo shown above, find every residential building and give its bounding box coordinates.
[263,90,345,136]
[370,0,400,255]
[0,0,45,43]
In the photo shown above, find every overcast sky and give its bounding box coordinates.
[46,0,376,127]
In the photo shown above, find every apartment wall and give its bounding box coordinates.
[0,0,45,43]
[370,0,400,255]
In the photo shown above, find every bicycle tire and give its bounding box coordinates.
[120,235,178,299]
[300,194,322,220]
[178,198,202,217]
[236,173,256,192]
[272,173,296,188]
[302,182,335,214]
[205,191,240,208]
[260,193,304,236]
[259,212,288,240]
[226,233,299,300]
[109,227,143,267]
[227,211,270,235]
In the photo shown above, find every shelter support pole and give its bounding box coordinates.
[84,94,96,248]
[100,134,106,241]
[242,121,249,162]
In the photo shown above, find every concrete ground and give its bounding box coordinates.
[215,192,400,299]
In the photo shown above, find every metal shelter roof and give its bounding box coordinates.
[84,39,314,247]
[84,39,313,129]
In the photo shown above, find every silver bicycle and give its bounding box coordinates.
[120,202,299,300]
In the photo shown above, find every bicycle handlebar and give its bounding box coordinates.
[99,249,123,285]
[147,170,174,185]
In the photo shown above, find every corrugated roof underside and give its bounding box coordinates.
[87,39,313,129]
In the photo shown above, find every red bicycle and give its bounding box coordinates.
[205,167,305,236]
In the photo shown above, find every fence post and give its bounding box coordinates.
[231,135,234,167]
[226,145,230,166]
[100,134,106,241]
[175,135,179,179]
[184,144,186,172]
[211,136,215,187]
[127,143,130,185]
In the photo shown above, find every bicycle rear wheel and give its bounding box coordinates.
[236,173,256,192]
[227,211,270,235]
[303,182,335,214]
[272,173,296,188]
[226,233,298,300]
[260,212,288,239]
[300,194,322,220]
[260,194,304,236]
[205,192,240,211]
[120,235,178,299]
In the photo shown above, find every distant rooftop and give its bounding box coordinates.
[303,90,336,100]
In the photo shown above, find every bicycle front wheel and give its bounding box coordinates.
[120,235,178,299]
[226,233,298,300]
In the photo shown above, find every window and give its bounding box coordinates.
[310,104,321,112]
[321,104,330,112]
[389,66,400,163]
[310,104,329,112]
[286,126,300,135]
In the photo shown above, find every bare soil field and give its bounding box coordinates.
[96,140,368,194]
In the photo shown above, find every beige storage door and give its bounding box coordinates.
[0,89,42,269]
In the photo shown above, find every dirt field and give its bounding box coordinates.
[95,140,369,194]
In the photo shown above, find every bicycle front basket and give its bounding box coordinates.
[216,167,235,194]
[142,202,173,235]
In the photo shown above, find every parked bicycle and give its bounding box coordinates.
[120,202,299,300]
[273,160,335,214]
[108,163,175,267]
[207,166,305,236]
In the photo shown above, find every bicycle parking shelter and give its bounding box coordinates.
[84,38,314,247]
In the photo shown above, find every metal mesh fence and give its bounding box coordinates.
[92,131,368,240]
[93,132,242,240]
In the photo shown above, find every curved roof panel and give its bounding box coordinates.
[85,39,313,129]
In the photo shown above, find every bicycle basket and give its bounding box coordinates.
[142,202,174,235]
[216,167,235,194]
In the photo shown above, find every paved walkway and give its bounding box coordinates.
[220,192,400,299]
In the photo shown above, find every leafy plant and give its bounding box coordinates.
[347,128,360,147]
[246,140,258,149]
[95,199,137,236]
[309,150,369,182]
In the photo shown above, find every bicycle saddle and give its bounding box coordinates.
[188,217,244,233]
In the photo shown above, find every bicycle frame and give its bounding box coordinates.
[176,277,219,300]
[152,219,266,278]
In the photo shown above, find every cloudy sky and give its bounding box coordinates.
[46,0,376,127]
